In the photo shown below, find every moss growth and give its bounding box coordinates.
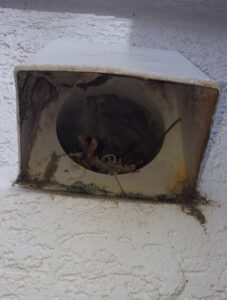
[67,181,114,197]
[182,206,206,225]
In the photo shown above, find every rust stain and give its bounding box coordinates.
[168,160,190,195]
[43,152,58,182]
[166,159,207,225]
[18,152,59,189]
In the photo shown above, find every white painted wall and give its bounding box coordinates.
[0,2,227,299]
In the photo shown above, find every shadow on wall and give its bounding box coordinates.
[1,0,227,19]
[1,0,227,51]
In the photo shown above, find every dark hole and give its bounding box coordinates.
[56,94,164,174]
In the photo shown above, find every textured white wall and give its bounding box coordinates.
[0,3,227,299]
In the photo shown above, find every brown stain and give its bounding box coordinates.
[77,73,111,90]
[166,161,207,225]
[168,159,190,195]
[17,71,59,179]
[193,87,220,174]
[17,152,59,189]
[177,84,219,189]
[43,152,59,182]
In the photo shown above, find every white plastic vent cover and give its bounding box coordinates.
[14,39,219,201]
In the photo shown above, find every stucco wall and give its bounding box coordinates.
[0,2,227,299]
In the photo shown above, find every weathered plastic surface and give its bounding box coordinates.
[14,39,219,201]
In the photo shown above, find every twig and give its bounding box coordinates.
[114,174,127,198]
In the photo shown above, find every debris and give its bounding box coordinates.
[84,137,98,168]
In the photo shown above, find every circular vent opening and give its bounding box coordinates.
[56,94,164,175]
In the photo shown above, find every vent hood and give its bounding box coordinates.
[14,39,219,201]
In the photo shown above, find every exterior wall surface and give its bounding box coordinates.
[0,2,227,299]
